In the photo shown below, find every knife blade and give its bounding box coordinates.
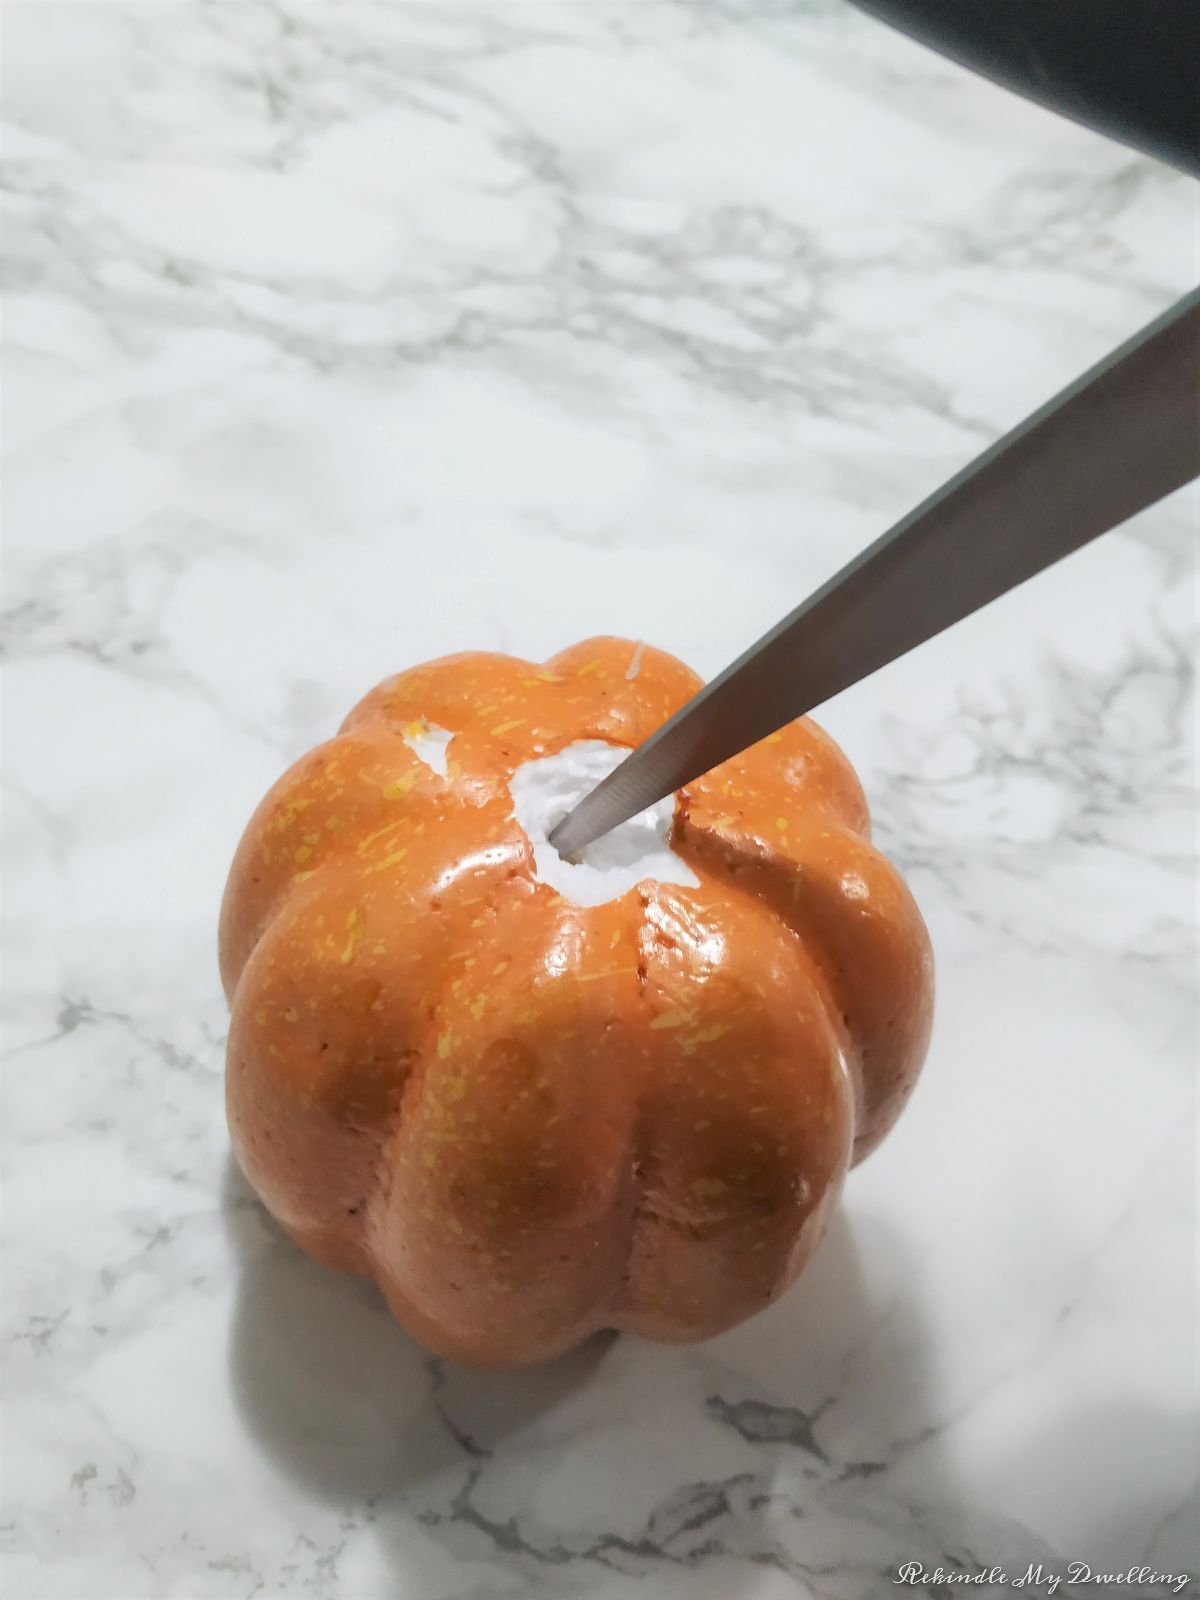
[548,287,1200,859]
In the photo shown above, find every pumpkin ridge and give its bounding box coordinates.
[675,812,930,1165]
[361,834,555,1268]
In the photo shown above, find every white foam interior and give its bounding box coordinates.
[509,741,699,908]
[403,721,453,776]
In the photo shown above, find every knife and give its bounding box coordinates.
[549,286,1200,859]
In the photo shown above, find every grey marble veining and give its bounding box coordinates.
[2,3,1196,1597]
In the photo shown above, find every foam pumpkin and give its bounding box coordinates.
[220,637,932,1367]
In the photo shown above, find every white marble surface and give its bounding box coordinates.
[3,4,1197,1597]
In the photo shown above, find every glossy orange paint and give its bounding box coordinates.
[220,637,933,1366]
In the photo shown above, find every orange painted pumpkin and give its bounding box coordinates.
[220,637,932,1367]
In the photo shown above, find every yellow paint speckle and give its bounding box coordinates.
[691,1177,729,1200]
[294,844,312,864]
[384,773,416,801]
[493,960,510,976]
[765,732,783,744]
[577,660,602,676]
[470,993,488,1020]
[681,1024,731,1054]
[282,1007,300,1024]
[696,1024,730,1044]
[650,1009,690,1031]
[610,929,620,948]
[491,719,524,736]
[443,1076,466,1101]
[355,821,404,856]
[325,816,339,831]
[437,1031,453,1060]
[339,908,364,965]
[254,1009,267,1026]
[367,847,408,875]
[293,869,316,883]
[272,798,309,833]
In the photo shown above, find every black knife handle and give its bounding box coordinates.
[849,0,1200,177]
